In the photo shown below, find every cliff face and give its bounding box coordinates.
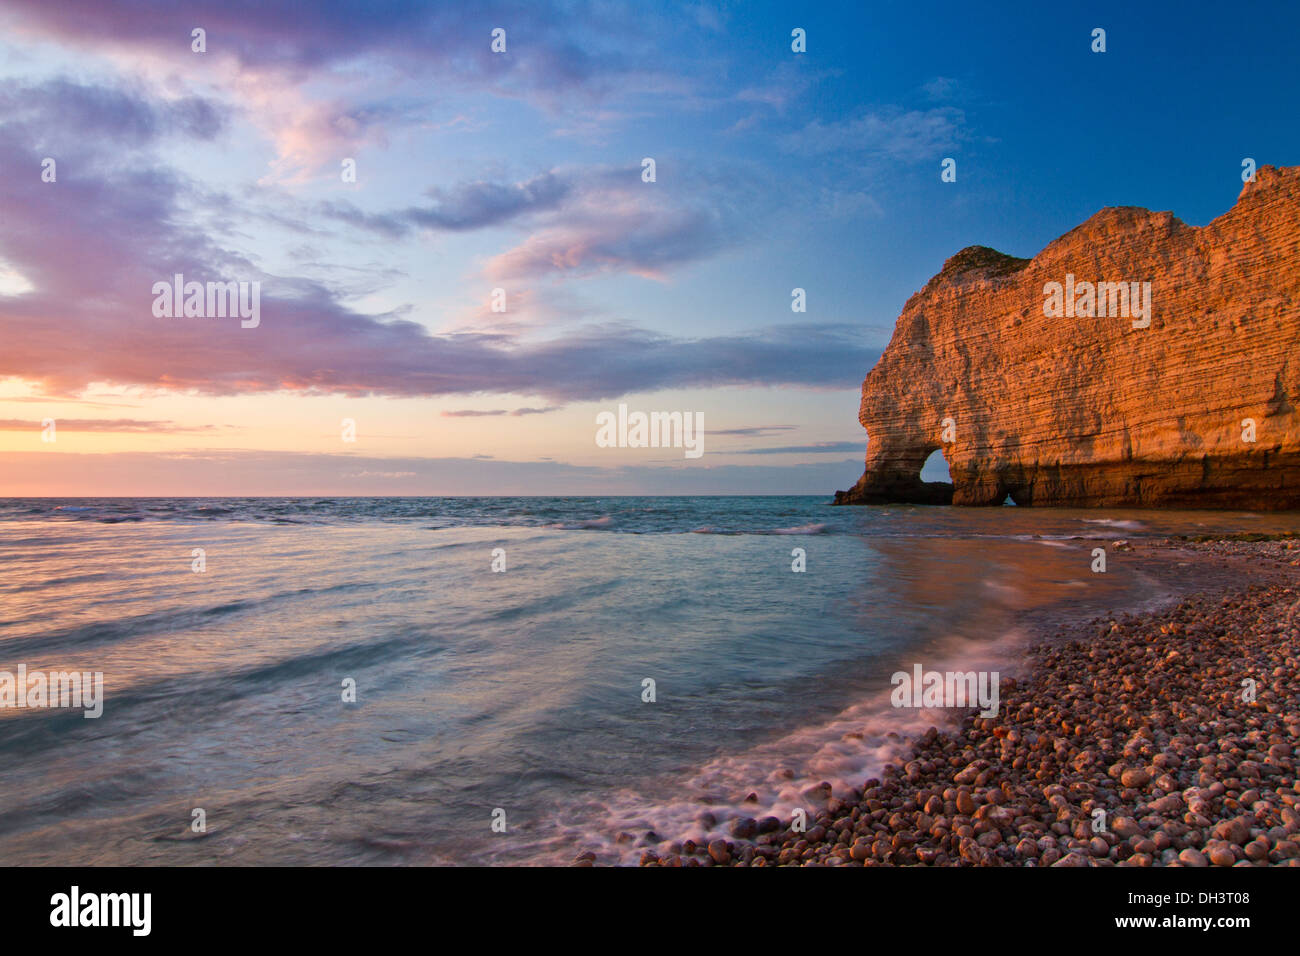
[835,165,1300,509]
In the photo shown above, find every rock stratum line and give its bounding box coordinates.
[835,165,1300,508]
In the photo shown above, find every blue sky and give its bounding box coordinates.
[0,0,1295,494]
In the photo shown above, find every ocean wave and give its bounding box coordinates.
[8,497,1293,541]
[526,625,1033,866]
[544,516,615,530]
[689,522,828,536]
[1082,518,1146,530]
[0,580,383,657]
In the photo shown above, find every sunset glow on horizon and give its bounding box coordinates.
[2,1,1297,494]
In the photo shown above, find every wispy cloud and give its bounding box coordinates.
[0,78,226,146]
[320,171,573,238]
[733,441,863,455]
[713,425,798,437]
[0,395,142,407]
[340,469,417,479]
[320,162,758,282]
[0,418,221,432]
[922,76,960,102]
[783,107,964,159]
[442,406,562,417]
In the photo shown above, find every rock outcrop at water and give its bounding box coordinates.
[835,165,1300,508]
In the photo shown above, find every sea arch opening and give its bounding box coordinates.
[920,447,951,484]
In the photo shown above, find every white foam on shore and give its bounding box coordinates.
[526,623,1034,866]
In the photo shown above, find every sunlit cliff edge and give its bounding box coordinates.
[835,165,1300,508]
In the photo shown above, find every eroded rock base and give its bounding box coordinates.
[835,453,1300,509]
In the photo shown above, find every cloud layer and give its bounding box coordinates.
[0,79,872,402]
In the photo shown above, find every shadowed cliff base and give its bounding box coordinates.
[834,472,954,506]
[836,165,1300,509]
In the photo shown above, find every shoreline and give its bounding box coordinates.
[631,537,1300,866]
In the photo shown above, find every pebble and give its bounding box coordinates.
[637,570,1300,868]
[1121,768,1152,788]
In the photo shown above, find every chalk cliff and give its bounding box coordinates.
[835,165,1300,509]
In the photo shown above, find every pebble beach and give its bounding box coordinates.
[632,537,1300,867]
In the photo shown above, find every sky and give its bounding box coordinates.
[0,0,1297,496]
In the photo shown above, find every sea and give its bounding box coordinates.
[1,496,1296,865]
